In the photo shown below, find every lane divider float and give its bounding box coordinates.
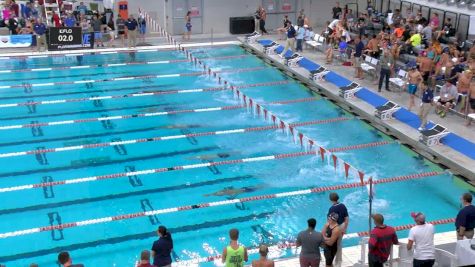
[0,117,353,158]
[0,171,444,238]
[0,80,291,109]
[0,97,318,131]
[0,67,266,90]
[0,54,251,74]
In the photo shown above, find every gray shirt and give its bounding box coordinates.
[439,83,458,100]
[422,26,432,41]
[379,51,394,70]
[297,229,323,259]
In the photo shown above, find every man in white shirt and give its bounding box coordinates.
[407,212,435,267]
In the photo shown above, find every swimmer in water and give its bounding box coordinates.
[204,186,259,198]
[189,152,235,161]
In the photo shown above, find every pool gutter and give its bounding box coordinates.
[240,38,475,184]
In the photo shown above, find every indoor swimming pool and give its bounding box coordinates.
[0,45,469,266]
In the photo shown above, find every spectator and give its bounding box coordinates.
[51,11,61,27]
[22,2,32,19]
[7,15,19,35]
[322,213,341,267]
[421,22,432,47]
[378,48,394,92]
[64,13,76,27]
[10,0,19,17]
[222,228,248,267]
[407,212,435,267]
[251,245,274,267]
[406,64,423,111]
[77,2,87,17]
[33,18,47,52]
[418,82,434,131]
[276,15,290,40]
[353,36,365,79]
[467,79,475,126]
[365,34,380,59]
[456,70,473,113]
[296,24,305,52]
[429,12,440,30]
[327,192,349,265]
[57,251,84,267]
[137,250,155,267]
[297,218,323,267]
[116,14,126,47]
[280,21,296,58]
[259,7,267,34]
[125,15,138,47]
[455,192,475,240]
[91,14,104,47]
[416,51,433,82]
[332,2,342,19]
[406,30,422,54]
[138,14,146,43]
[435,80,458,117]
[184,11,192,41]
[368,214,398,267]
[151,226,173,267]
[297,15,304,27]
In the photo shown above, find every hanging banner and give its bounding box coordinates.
[0,35,33,48]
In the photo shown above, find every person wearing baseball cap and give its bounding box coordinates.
[407,212,435,267]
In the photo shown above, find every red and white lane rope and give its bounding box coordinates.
[0,97,318,131]
[172,217,455,266]
[0,54,251,74]
[0,117,356,159]
[161,31,374,185]
[0,171,444,238]
[0,80,291,109]
[0,67,266,90]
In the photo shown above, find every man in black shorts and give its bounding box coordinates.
[116,14,126,47]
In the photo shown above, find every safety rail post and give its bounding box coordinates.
[357,237,369,266]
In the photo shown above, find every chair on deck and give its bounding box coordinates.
[262,41,280,55]
[339,82,362,99]
[309,66,330,82]
[245,32,261,43]
[419,124,449,146]
[285,53,304,68]
[389,69,408,91]
[306,34,326,52]
[374,101,401,120]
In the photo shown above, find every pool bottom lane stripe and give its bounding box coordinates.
[0,117,353,158]
[0,80,291,109]
[0,66,266,89]
[0,54,252,74]
[172,217,456,266]
[0,171,443,238]
[0,97,318,131]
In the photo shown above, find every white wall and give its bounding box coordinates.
[120,0,344,35]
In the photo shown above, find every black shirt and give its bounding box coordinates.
[125,19,138,31]
[455,204,475,231]
[328,203,349,225]
[332,7,342,19]
[355,41,364,57]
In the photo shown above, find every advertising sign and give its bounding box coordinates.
[0,35,33,48]
[48,27,83,50]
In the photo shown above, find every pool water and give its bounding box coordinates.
[0,45,469,266]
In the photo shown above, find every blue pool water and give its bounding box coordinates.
[0,45,470,266]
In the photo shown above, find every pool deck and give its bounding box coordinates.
[268,231,457,267]
[239,36,475,184]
